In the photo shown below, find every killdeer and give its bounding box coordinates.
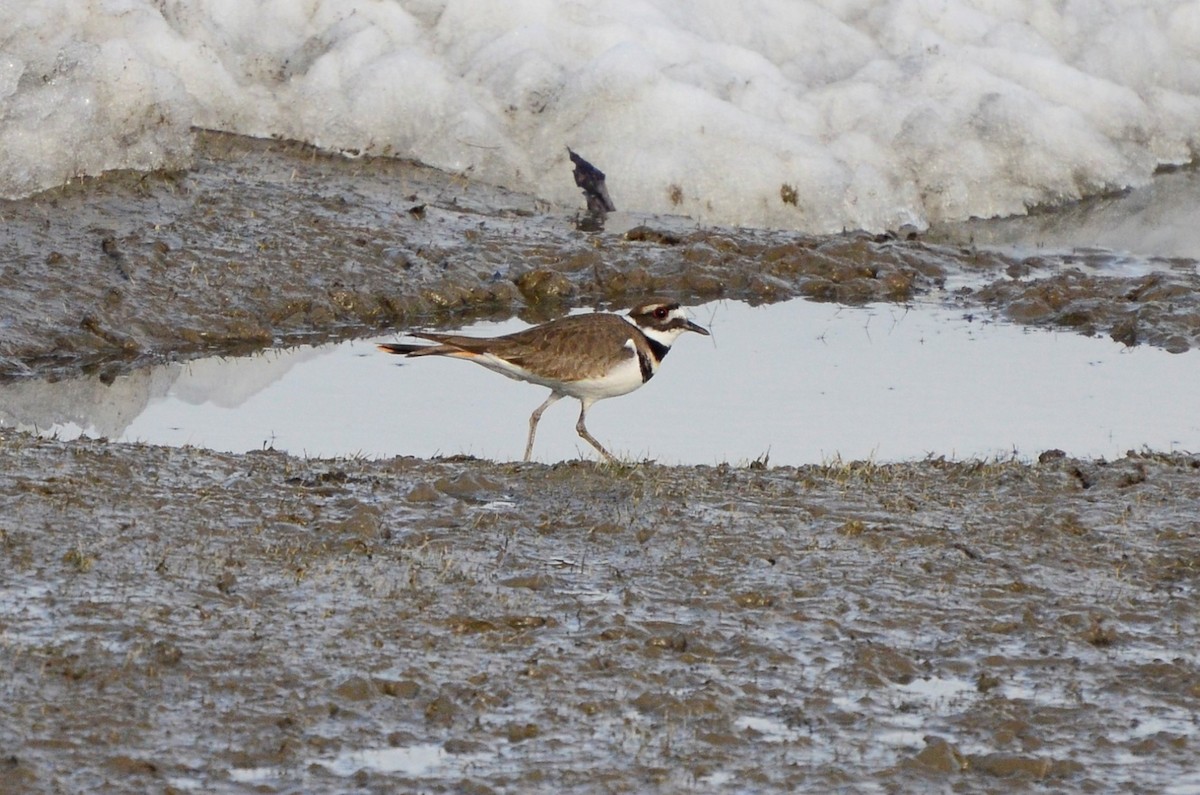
[378,299,710,462]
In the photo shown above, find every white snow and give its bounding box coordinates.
[1,0,1197,232]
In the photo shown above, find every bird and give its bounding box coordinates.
[377,298,710,462]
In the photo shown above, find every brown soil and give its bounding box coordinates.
[3,132,1199,387]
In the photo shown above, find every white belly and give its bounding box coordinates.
[561,354,647,401]
[470,343,651,403]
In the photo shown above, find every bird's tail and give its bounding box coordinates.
[377,342,429,356]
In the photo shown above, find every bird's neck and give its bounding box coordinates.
[623,316,675,362]
[643,334,671,362]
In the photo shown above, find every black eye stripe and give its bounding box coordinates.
[635,302,682,323]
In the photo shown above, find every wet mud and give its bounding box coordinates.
[2,430,1198,793]
[2,132,1200,793]
[3,131,1200,385]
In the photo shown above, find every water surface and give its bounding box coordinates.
[3,298,1196,464]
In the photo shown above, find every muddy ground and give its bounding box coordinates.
[2,131,1199,385]
[2,432,1198,793]
[1,132,1199,793]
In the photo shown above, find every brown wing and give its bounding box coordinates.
[415,314,637,380]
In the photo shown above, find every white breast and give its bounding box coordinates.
[561,340,647,401]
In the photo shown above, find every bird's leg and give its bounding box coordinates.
[526,392,563,461]
[575,400,617,463]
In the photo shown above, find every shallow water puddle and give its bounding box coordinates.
[226,744,493,786]
[321,743,488,777]
[2,298,1197,465]
[932,169,1200,263]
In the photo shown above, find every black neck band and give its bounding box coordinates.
[646,336,671,362]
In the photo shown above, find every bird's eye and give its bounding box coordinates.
[654,307,669,319]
